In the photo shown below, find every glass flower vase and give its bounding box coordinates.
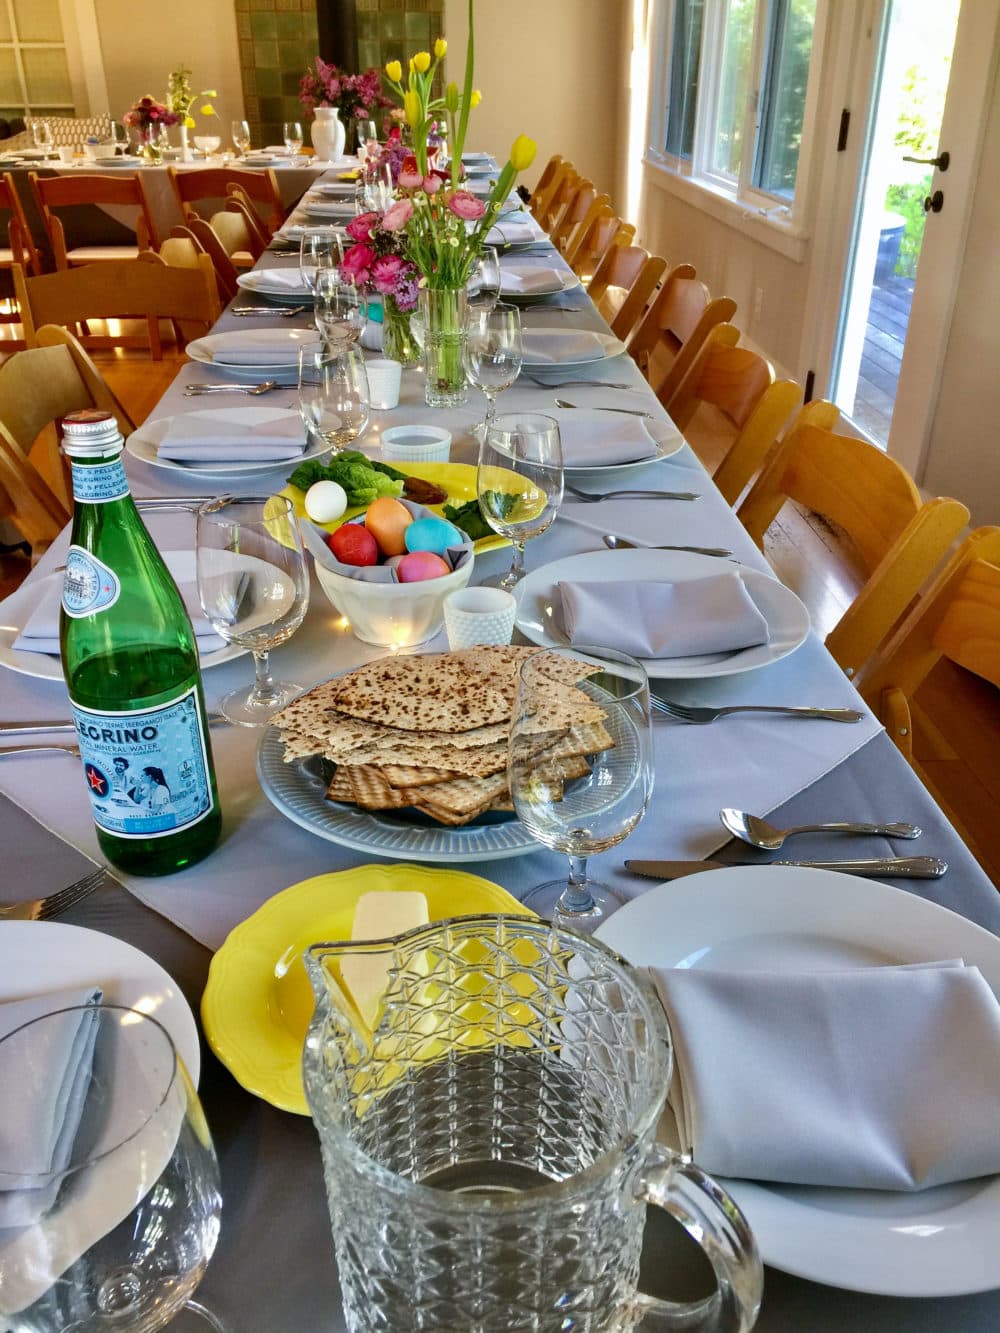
[421,286,468,408]
[137,126,162,165]
[383,295,421,368]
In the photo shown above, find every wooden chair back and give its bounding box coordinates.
[566,209,634,280]
[0,172,41,274]
[588,244,667,343]
[12,253,220,358]
[0,421,69,556]
[533,162,580,232]
[168,222,239,301]
[667,322,804,503]
[28,170,155,266]
[207,209,258,267]
[627,266,735,405]
[528,155,563,210]
[737,418,971,676]
[528,157,572,224]
[550,182,609,256]
[222,193,271,256]
[167,165,285,235]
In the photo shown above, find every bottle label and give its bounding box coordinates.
[72,687,215,839]
[69,456,129,503]
[62,546,120,618]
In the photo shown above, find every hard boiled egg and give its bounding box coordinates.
[404,516,464,555]
[304,479,348,524]
[396,550,451,582]
[365,496,413,557]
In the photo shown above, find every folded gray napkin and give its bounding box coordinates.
[554,410,660,467]
[157,408,308,463]
[521,330,607,364]
[557,572,770,658]
[211,333,319,366]
[650,962,1000,1190]
[500,264,563,295]
[485,216,545,246]
[0,988,102,1228]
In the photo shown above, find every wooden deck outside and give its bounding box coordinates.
[854,274,914,445]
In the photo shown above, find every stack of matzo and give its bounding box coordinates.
[272,645,613,825]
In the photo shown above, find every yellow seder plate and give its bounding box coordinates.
[280,460,512,554]
[201,863,532,1115]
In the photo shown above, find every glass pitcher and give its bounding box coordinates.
[303,915,762,1332]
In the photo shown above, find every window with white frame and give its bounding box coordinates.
[654,0,818,209]
[0,0,76,123]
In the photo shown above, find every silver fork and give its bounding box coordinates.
[651,697,864,724]
[564,483,701,503]
[523,377,633,390]
[555,397,653,419]
[0,866,109,921]
[231,305,308,318]
[184,381,278,396]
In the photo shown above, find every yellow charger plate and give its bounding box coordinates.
[201,863,532,1115]
[280,460,512,554]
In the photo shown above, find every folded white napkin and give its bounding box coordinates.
[211,332,319,366]
[157,408,308,463]
[247,267,311,295]
[12,554,227,654]
[555,410,661,467]
[485,216,545,246]
[500,264,562,295]
[305,199,354,219]
[0,987,102,1228]
[650,962,1000,1190]
[557,572,770,658]
[521,330,607,365]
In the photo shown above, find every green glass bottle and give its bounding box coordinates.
[59,409,222,875]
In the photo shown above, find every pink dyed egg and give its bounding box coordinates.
[396,550,451,583]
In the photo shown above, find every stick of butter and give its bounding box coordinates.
[340,890,430,1027]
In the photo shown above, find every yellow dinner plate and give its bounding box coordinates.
[201,863,532,1114]
[280,460,512,554]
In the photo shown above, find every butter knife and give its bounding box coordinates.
[624,856,948,879]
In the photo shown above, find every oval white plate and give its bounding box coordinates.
[499,268,581,299]
[0,919,200,1083]
[0,566,246,681]
[235,270,312,303]
[126,407,329,477]
[515,547,810,679]
[595,866,1000,1297]
[185,328,320,383]
[472,416,684,473]
[520,328,626,367]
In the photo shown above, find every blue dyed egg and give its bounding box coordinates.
[404,517,463,555]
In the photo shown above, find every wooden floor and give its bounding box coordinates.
[854,276,914,445]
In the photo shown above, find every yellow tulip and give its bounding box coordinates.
[204,89,217,98]
[385,59,402,83]
[200,103,216,117]
[445,81,459,113]
[470,89,482,109]
[510,134,537,172]
[412,50,431,73]
[434,38,447,59]
[184,115,195,129]
[404,90,421,129]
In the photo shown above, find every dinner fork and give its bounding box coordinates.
[523,376,633,390]
[650,697,864,724]
[232,305,308,318]
[184,381,278,396]
[0,866,108,921]
[564,483,701,503]
[555,398,653,419]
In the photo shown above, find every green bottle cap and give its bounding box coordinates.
[62,409,123,457]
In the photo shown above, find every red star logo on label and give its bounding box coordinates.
[86,763,108,795]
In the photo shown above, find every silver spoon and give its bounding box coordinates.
[555,397,652,419]
[603,534,732,558]
[720,808,922,850]
[184,381,278,396]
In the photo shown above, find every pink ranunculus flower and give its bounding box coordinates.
[371,254,405,294]
[381,198,414,232]
[422,174,444,196]
[398,165,423,190]
[447,190,485,221]
[341,242,376,282]
[346,211,379,242]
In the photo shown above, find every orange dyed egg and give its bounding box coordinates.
[365,496,412,557]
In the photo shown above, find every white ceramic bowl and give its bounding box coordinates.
[315,549,474,647]
[381,424,452,463]
[82,143,117,161]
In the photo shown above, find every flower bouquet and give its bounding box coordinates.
[342,209,422,366]
[123,96,179,164]
[166,67,217,161]
[299,59,391,155]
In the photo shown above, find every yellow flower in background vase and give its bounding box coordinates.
[404,90,422,129]
[412,51,431,73]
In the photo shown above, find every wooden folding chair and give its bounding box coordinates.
[28,170,155,268]
[533,162,580,233]
[566,209,634,281]
[167,223,239,302]
[666,323,806,504]
[549,181,610,258]
[207,209,259,267]
[222,192,271,257]
[627,270,737,407]
[0,172,42,276]
[167,165,285,236]
[526,155,563,213]
[528,156,571,224]
[737,418,971,677]
[588,244,668,344]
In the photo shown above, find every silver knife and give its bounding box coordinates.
[624,857,949,879]
[0,722,76,736]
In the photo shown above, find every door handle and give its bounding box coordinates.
[903,150,950,171]
[923,190,944,214]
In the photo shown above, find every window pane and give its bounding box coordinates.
[755,0,816,197]
[665,0,704,159]
[13,0,63,43]
[0,8,12,41]
[712,0,756,179]
[21,47,71,105]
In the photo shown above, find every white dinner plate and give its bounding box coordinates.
[515,548,810,678]
[0,564,246,681]
[520,327,626,368]
[462,151,493,163]
[126,407,328,477]
[235,270,312,303]
[595,867,1000,1297]
[0,920,200,1084]
[499,268,581,300]
[563,417,685,473]
[185,328,321,383]
[302,198,355,221]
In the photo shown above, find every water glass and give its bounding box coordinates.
[282,121,303,155]
[355,118,378,163]
[313,270,366,347]
[197,495,309,726]
[465,303,523,424]
[299,228,344,298]
[231,119,251,156]
[31,119,53,153]
[477,411,563,590]
[509,646,654,930]
[298,345,370,455]
[193,135,222,157]
[468,245,500,309]
[362,161,394,212]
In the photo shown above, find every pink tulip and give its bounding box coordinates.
[447,190,486,221]
[382,198,414,231]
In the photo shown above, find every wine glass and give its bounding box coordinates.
[312,269,366,347]
[193,134,222,158]
[356,118,377,163]
[299,227,343,301]
[477,412,563,591]
[282,121,303,155]
[0,1002,227,1331]
[298,344,370,454]
[465,303,523,425]
[468,245,500,310]
[231,119,251,157]
[196,495,309,727]
[363,161,394,212]
[509,646,654,931]
[31,119,53,154]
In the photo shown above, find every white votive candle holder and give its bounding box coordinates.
[381,423,452,463]
[444,586,518,650]
[366,358,403,409]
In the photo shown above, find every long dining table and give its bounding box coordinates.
[1,163,999,1330]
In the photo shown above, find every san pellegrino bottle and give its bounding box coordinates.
[59,409,221,875]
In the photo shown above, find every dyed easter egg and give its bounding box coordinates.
[328,523,379,567]
[304,479,348,523]
[403,517,463,556]
[396,550,451,582]
[365,496,412,556]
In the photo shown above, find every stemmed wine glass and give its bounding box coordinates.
[361,161,394,212]
[0,1002,227,1331]
[509,646,654,931]
[196,495,309,727]
[298,344,370,454]
[465,303,523,426]
[477,412,563,591]
[193,134,222,158]
[468,245,500,310]
[299,228,343,305]
[312,270,366,347]
[31,119,53,154]
[282,121,304,155]
[356,119,378,164]
[231,120,251,157]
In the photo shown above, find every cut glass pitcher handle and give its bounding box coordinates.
[631,1143,763,1331]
